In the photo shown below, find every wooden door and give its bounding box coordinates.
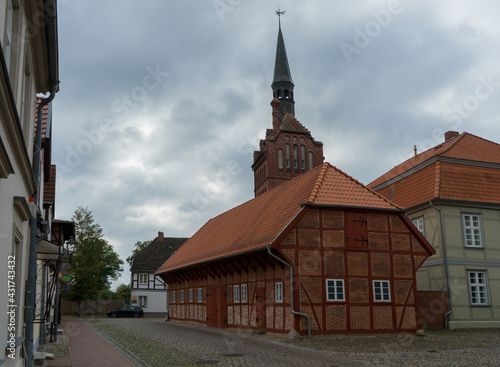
[255,288,266,329]
[216,287,228,329]
[206,287,217,327]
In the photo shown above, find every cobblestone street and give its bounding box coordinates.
[87,317,500,367]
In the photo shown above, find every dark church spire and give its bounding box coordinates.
[272,10,295,118]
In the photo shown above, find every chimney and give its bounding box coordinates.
[271,98,281,133]
[158,231,164,241]
[414,145,417,157]
[444,131,459,141]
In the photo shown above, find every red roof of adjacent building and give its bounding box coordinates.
[369,132,500,208]
[157,162,400,275]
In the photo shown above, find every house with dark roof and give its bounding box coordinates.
[157,163,435,335]
[369,131,500,329]
[130,232,188,314]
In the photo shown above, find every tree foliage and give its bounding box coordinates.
[64,207,124,303]
[114,284,131,301]
[126,240,151,266]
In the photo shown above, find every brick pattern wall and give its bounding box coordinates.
[278,208,430,334]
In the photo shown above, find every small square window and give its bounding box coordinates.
[326,279,345,301]
[233,285,240,303]
[462,214,484,248]
[198,288,203,303]
[241,284,248,303]
[373,280,391,302]
[275,282,283,303]
[468,271,490,306]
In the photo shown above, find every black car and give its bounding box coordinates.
[107,306,144,318]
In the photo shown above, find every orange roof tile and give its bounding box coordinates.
[368,132,500,189]
[157,163,400,275]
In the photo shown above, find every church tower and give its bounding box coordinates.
[252,17,324,197]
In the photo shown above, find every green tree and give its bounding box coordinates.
[64,207,124,314]
[126,240,150,266]
[114,284,131,302]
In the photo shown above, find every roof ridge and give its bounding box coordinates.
[434,160,441,198]
[307,163,329,203]
[332,164,402,209]
[437,131,467,156]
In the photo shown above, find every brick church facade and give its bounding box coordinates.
[252,24,323,196]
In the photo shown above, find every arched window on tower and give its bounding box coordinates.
[301,146,306,172]
[285,144,290,170]
[284,89,289,99]
[308,151,314,170]
[293,145,298,170]
[278,149,283,170]
[277,89,282,99]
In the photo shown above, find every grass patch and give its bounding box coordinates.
[86,319,196,366]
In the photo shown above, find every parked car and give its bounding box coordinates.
[107,306,144,318]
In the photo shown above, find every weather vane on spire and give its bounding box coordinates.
[276,7,286,27]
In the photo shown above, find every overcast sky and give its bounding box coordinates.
[52,0,500,288]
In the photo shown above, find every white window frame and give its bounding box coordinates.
[233,285,240,303]
[138,295,147,307]
[467,270,490,306]
[373,280,391,302]
[241,284,248,303]
[189,288,193,303]
[198,288,203,303]
[180,290,185,303]
[326,279,345,302]
[172,291,176,303]
[138,273,148,285]
[275,282,283,303]
[462,213,484,248]
[411,216,425,237]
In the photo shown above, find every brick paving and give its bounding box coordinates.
[46,317,137,367]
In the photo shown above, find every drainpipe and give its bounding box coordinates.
[26,88,57,366]
[429,201,453,329]
[267,246,310,339]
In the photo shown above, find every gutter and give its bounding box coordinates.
[267,246,310,339]
[26,1,59,363]
[428,200,453,329]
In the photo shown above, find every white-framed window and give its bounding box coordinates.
[233,285,240,303]
[411,216,425,236]
[172,291,176,303]
[198,288,203,303]
[138,273,148,285]
[180,290,185,303]
[275,282,283,303]
[468,271,490,306]
[241,284,248,303]
[373,280,391,302]
[138,296,147,307]
[189,288,193,303]
[462,213,484,248]
[326,279,345,302]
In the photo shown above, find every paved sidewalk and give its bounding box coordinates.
[47,317,137,367]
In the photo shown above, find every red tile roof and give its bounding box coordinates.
[369,132,500,188]
[35,97,50,138]
[157,163,400,275]
[369,132,500,208]
[279,113,311,135]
